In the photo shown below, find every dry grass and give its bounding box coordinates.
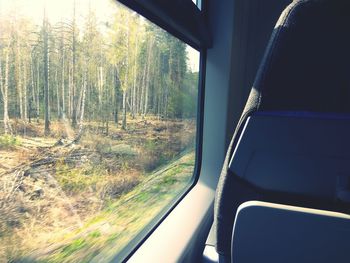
[0,116,196,262]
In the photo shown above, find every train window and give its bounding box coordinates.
[194,0,202,9]
[0,0,200,261]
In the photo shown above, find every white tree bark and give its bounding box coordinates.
[143,38,154,117]
[78,67,87,133]
[17,45,24,121]
[23,59,28,123]
[1,47,12,134]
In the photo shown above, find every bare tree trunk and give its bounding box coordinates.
[68,61,72,118]
[140,65,146,116]
[131,29,138,119]
[143,38,153,118]
[114,67,119,125]
[30,54,36,123]
[75,67,87,142]
[17,45,24,121]
[144,74,149,118]
[157,91,161,119]
[0,55,3,97]
[36,59,40,123]
[55,67,60,119]
[131,81,135,119]
[60,20,66,119]
[71,3,78,128]
[23,59,28,123]
[44,13,50,135]
[68,64,87,146]
[122,89,127,129]
[122,23,130,130]
[98,65,103,124]
[136,75,141,116]
[164,85,169,118]
[76,82,83,119]
[1,48,11,134]
[61,52,65,117]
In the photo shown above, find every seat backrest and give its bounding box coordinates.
[232,201,350,263]
[214,0,350,260]
[229,112,350,202]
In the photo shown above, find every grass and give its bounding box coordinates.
[61,239,87,257]
[0,134,20,149]
[55,161,142,200]
[32,151,195,262]
[55,162,107,194]
[0,118,196,262]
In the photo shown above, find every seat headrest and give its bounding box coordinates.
[232,201,350,263]
[246,0,350,114]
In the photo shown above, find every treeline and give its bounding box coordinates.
[0,2,198,135]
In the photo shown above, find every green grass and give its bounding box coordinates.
[0,135,20,149]
[61,239,87,256]
[88,231,101,239]
[55,163,107,194]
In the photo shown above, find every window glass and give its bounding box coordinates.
[0,0,199,261]
[193,0,202,9]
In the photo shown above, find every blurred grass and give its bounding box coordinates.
[34,151,195,263]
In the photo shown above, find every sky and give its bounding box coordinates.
[0,0,199,72]
[0,0,116,27]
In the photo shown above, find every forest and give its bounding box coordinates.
[0,0,198,136]
[0,0,199,261]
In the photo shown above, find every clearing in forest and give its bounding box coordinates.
[0,117,196,262]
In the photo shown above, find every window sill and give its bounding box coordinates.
[127,181,215,262]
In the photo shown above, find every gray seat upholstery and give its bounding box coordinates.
[214,0,350,260]
[232,201,350,263]
[229,112,350,202]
